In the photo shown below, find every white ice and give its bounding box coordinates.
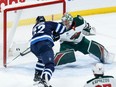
[0,13,116,87]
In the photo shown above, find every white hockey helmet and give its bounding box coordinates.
[61,13,73,29]
[92,63,104,75]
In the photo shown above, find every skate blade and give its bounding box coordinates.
[33,81,45,87]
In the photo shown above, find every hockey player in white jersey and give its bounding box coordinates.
[84,63,116,87]
[54,13,114,65]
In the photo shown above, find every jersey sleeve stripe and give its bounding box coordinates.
[55,24,61,32]
[60,26,66,34]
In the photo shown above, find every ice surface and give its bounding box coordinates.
[0,13,116,87]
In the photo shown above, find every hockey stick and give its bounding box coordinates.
[6,47,31,65]
[20,50,31,56]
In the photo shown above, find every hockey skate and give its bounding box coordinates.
[33,72,52,87]
[33,78,52,87]
[33,71,42,82]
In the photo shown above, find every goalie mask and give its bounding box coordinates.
[61,13,73,29]
[92,63,104,77]
[36,16,45,23]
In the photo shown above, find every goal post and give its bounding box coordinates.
[1,0,66,67]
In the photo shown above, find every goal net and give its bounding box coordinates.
[0,0,66,67]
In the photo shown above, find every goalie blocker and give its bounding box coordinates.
[54,49,76,66]
[88,40,115,64]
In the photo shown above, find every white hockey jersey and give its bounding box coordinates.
[60,23,85,43]
[84,76,116,87]
[60,15,96,44]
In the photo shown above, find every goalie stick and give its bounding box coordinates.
[6,47,31,65]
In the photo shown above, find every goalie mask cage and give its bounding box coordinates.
[0,0,66,67]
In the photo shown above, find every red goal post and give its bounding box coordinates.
[1,0,66,67]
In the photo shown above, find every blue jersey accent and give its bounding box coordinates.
[30,21,66,46]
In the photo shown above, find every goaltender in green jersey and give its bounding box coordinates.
[54,13,114,65]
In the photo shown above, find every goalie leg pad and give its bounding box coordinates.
[88,40,115,63]
[54,49,76,66]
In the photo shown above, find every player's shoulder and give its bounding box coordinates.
[86,77,96,84]
[87,75,114,84]
[45,21,61,25]
[45,21,54,24]
[73,15,85,26]
[73,15,84,21]
[102,75,114,78]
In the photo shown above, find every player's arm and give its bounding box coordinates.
[52,31,60,41]
[52,22,66,41]
[74,15,96,36]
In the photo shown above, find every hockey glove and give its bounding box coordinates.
[82,23,96,36]
[53,31,60,41]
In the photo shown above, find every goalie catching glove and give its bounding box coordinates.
[82,22,96,36]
